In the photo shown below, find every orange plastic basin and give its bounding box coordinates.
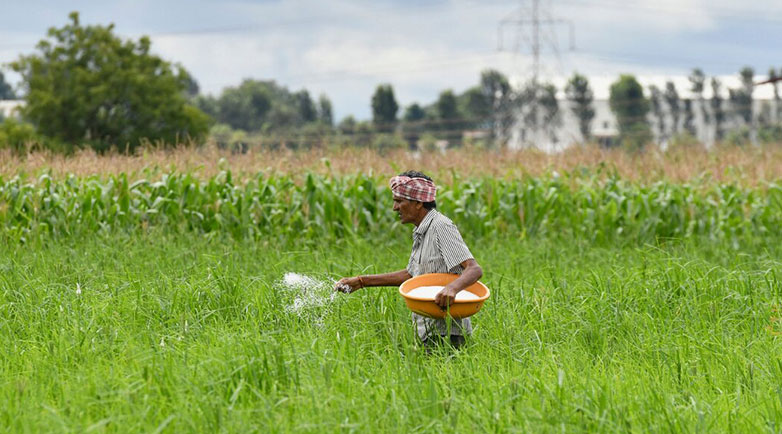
[399,273,490,319]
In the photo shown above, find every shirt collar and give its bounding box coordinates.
[413,209,437,238]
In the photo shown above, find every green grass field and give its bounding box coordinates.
[2,229,782,432]
[3,170,782,432]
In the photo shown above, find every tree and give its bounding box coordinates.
[403,103,426,123]
[10,12,209,152]
[216,80,272,131]
[664,81,681,135]
[0,71,15,99]
[710,78,725,141]
[609,74,652,150]
[564,73,595,141]
[296,90,317,124]
[400,102,427,146]
[649,85,666,140]
[683,99,696,136]
[337,115,357,135]
[730,67,754,126]
[371,84,398,133]
[435,89,463,141]
[181,72,200,100]
[539,83,561,143]
[317,94,333,126]
[689,68,709,135]
[480,69,513,139]
[772,68,782,123]
[462,87,489,128]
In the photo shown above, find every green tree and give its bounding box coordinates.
[772,68,782,122]
[296,90,317,124]
[688,68,709,133]
[683,98,696,136]
[403,103,426,123]
[0,71,15,99]
[317,94,333,126]
[10,12,209,152]
[710,78,725,141]
[337,115,357,135]
[371,84,398,133]
[730,67,754,126]
[482,70,516,145]
[216,80,272,131]
[539,83,561,143]
[664,81,681,135]
[564,73,595,141]
[649,85,666,139]
[435,89,463,141]
[462,87,489,128]
[401,103,427,146]
[609,74,652,150]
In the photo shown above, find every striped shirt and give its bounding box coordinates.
[406,209,475,340]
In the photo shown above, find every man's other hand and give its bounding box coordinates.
[434,285,459,309]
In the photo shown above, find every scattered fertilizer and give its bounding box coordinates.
[406,285,481,301]
[277,272,345,321]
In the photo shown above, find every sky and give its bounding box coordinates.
[1,0,780,120]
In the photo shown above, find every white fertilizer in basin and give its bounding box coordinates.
[406,285,480,301]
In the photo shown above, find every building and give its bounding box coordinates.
[0,99,24,119]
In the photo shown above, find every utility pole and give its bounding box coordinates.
[498,0,574,148]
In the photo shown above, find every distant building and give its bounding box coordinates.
[0,100,24,119]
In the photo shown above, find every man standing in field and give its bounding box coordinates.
[335,171,483,349]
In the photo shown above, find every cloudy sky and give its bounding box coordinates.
[1,0,780,120]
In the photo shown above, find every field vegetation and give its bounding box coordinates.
[2,147,782,432]
[5,143,782,185]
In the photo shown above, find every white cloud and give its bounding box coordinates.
[1,0,779,119]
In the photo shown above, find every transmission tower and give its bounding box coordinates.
[498,0,574,148]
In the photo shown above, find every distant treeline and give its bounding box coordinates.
[1,12,781,153]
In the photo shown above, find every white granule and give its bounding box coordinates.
[276,273,346,323]
[405,285,481,301]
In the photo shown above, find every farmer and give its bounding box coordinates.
[335,171,482,349]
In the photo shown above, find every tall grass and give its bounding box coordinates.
[1,233,781,431]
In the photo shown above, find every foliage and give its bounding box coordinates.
[539,83,561,143]
[211,80,272,131]
[196,80,331,134]
[317,94,333,126]
[0,71,15,99]
[565,73,595,141]
[711,78,725,141]
[729,67,755,126]
[4,232,782,431]
[435,89,462,140]
[649,85,666,139]
[664,81,681,136]
[296,90,317,124]
[609,75,652,151]
[683,99,695,136]
[0,118,39,153]
[371,84,398,133]
[10,12,209,153]
[689,68,709,126]
[3,171,782,246]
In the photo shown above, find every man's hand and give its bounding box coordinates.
[434,285,460,309]
[334,277,362,293]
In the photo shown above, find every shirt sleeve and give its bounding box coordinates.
[435,222,474,271]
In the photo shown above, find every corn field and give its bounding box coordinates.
[2,170,782,244]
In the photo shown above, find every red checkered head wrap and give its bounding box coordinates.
[389,175,436,203]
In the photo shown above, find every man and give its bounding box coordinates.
[335,171,483,349]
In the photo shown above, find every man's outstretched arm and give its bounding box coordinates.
[335,269,413,293]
